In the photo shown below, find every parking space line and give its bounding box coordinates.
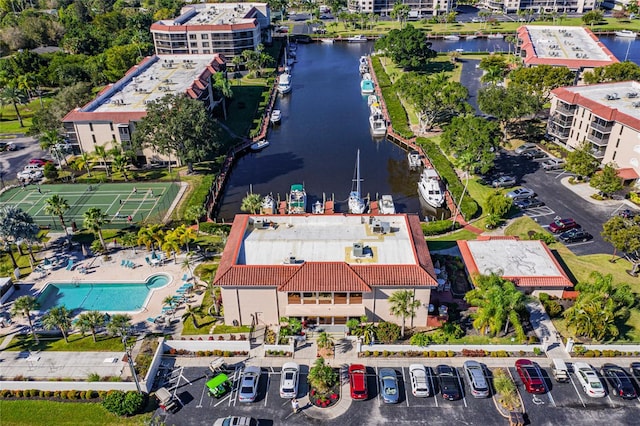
[455,367,467,408]
[428,369,438,407]
[607,395,616,408]
[376,366,381,407]
[568,374,586,408]
[546,389,556,407]
[196,378,207,408]
[402,367,410,407]
[264,373,270,407]
[213,393,231,407]
[229,368,241,407]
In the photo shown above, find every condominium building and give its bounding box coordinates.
[62,54,226,165]
[480,0,595,14]
[214,214,439,327]
[548,81,640,182]
[347,0,453,17]
[150,3,271,57]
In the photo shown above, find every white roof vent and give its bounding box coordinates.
[605,93,620,100]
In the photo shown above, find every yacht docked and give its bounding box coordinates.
[261,194,276,214]
[369,107,387,136]
[360,73,375,95]
[321,38,335,44]
[408,150,422,168]
[312,200,325,214]
[348,150,366,214]
[278,73,292,94]
[347,35,367,43]
[250,139,270,151]
[615,30,637,38]
[270,109,282,124]
[367,94,378,107]
[359,56,369,74]
[378,195,396,214]
[418,168,445,208]
[443,35,460,41]
[288,184,307,214]
[487,33,504,39]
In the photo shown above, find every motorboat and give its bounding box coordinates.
[408,150,422,168]
[347,35,367,43]
[443,35,460,41]
[367,95,378,107]
[348,150,366,214]
[359,55,369,73]
[378,195,396,215]
[312,200,324,214]
[250,139,269,151]
[261,194,276,214]
[320,38,334,44]
[487,33,504,39]
[278,73,292,94]
[615,30,637,38]
[288,184,307,214]
[361,73,375,95]
[270,109,282,124]
[466,35,477,40]
[418,168,445,208]
[369,107,386,136]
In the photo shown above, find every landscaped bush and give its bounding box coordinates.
[102,390,146,417]
[375,322,401,343]
[528,231,555,245]
[421,220,460,236]
[370,56,414,139]
[417,137,479,219]
[199,222,231,236]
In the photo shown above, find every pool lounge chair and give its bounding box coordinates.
[65,259,74,271]
[147,317,158,324]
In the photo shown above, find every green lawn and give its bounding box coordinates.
[0,97,52,136]
[0,400,151,426]
[3,333,136,352]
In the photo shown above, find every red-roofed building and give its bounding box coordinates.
[548,81,640,181]
[151,3,270,57]
[457,236,573,297]
[214,214,439,327]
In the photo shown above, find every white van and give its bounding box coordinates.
[551,358,569,383]
[23,164,44,172]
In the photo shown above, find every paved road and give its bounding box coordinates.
[0,136,49,187]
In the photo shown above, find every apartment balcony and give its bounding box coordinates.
[547,125,570,141]
[590,121,613,133]
[555,103,577,115]
[549,115,573,128]
[590,147,606,159]
[586,133,610,146]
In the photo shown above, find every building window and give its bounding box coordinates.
[334,293,347,304]
[350,293,363,304]
[190,42,197,48]
[203,50,210,54]
[189,34,196,40]
[333,317,347,325]
[318,293,331,304]
[288,293,301,304]
[191,50,199,54]
[202,42,209,47]
[201,34,208,40]
[302,292,316,304]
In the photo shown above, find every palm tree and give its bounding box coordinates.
[137,224,164,251]
[212,73,233,120]
[161,229,181,263]
[73,152,93,177]
[120,232,138,254]
[41,306,73,343]
[11,295,39,343]
[0,205,40,268]
[316,331,334,351]
[76,311,106,342]
[111,154,130,181]
[93,145,111,177]
[181,253,195,282]
[307,357,337,394]
[184,205,206,236]
[182,304,203,328]
[174,224,196,253]
[44,195,70,237]
[163,296,176,308]
[240,193,262,214]
[353,321,377,345]
[388,290,421,338]
[83,207,109,252]
[0,86,28,127]
[107,314,132,337]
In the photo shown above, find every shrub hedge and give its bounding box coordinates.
[370,56,414,139]
[420,220,460,236]
[416,137,479,219]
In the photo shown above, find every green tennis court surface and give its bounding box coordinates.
[0,182,180,229]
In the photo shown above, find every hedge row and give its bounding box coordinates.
[249,78,276,139]
[420,219,460,236]
[1,389,101,399]
[416,137,479,219]
[370,56,414,139]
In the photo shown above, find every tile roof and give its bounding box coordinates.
[618,168,639,180]
[278,262,371,292]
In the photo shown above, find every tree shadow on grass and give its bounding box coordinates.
[414,61,455,74]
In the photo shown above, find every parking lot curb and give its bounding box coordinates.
[299,383,351,420]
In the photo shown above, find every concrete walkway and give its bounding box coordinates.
[526,301,567,359]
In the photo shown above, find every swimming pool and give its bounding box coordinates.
[36,274,171,312]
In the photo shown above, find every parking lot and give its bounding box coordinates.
[154,361,640,425]
[491,150,629,255]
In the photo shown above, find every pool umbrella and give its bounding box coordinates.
[151,251,157,260]
[82,244,88,258]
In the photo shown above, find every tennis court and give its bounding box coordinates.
[0,182,181,230]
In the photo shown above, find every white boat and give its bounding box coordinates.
[367,95,378,107]
[466,35,477,40]
[288,183,307,214]
[443,35,460,41]
[250,139,270,151]
[270,109,282,124]
[347,35,367,43]
[369,107,386,136]
[487,33,504,39]
[360,73,375,95]
[615,30,637,38]
[320,38,334,44]
[418,168,445,208]
[278,73,292,94]
[312,200,324,214]
[408,150,422,168]
[348,150,366,214]
[261,194,276,214]
[378,195,396,215]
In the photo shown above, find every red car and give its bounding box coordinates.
[515,359,546,394]
[548,218,580,234]
[29,158,53,167]
[349,364,368,400]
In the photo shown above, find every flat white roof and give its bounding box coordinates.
[87,55,215,113]
[525,26,610,61]
[157,3,258,27]
[239,215,417,265]
[466,239,563,277]
[563,81,640,120]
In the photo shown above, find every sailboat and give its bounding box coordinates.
[348,150,366,214]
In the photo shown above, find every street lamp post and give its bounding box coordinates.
[122,332,142,393]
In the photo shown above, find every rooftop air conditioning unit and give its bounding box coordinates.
[606,93,620,100]
[627,92,638,99]
[353,243,364,257]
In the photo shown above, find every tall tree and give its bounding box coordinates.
[0,85,28,127]
[374,25,437,70]
[441,115,501,174]
[173,224,196,253]
[478,55,510,85]
[509,65,575,104]
[390,3,410,28]
[590,163,623,197]
[387,290,421,338]
[76,310,106,343]
[44,195,70,237]
[564,142,599,178]
[478,85,540,142]
[41,306,73,343]
[184,205,206,236]
[107,314,132,338]
[181,304,203,328]
[582,62,640,84]
[11,295,39,343]
[161,228,182,263]
[132,94,223,173]
[0,206,40,268]
[137,224,164,251]
[240,193,262,214]
[601,215,640,262]
[83,207,109,252]
[93,145,112,177]
[212,72,233,121]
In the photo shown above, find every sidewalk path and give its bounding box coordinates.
[526,301,568,359]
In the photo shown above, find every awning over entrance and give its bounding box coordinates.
[617,168,639,181]
[285,304,365,317]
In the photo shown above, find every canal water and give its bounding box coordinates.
[215,36,639,221]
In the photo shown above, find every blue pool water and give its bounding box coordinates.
[36,274,171,312]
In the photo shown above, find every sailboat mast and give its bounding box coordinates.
[355,149,361,195]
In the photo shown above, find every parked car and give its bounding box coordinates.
[573,362,606,398]
[463,361,490,398]
[506,187,535,200]
[436,365,461,401]
[409,364,430,397]
[548,218,580,233]
[492,175,517,188]
[558,229,592,243]
[522,149,548,160]
[238,366,261,402]
[514,143,538,154]
[378,368,400,404]
[513,198,545,210]
[29,158,52,167]
[515,359,546,394]
[279,362,299,399]
[619,209,638,219]
[349,364,368,400]
[601,364,637,399]
[630,362,640,381]
[541,158,566,170]
[213,417,259,426]
[17,169,43,181]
